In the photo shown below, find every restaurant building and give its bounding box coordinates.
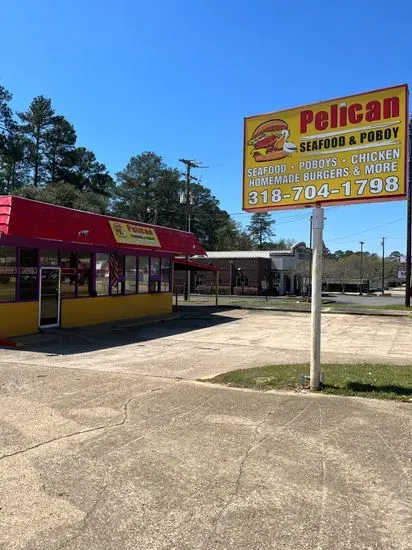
[174,243,310,296]
[0,196,207,338]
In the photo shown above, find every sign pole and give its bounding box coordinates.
[310,206,324,391]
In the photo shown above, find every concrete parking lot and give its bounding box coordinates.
[1,308,411,549]
[2,307,412,378]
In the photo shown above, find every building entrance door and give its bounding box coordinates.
[39,267,61,328]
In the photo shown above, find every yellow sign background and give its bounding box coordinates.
[109,221,161,247]
[243,85,408,211]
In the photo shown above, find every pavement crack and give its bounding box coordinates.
[57,484,107,549]
[204,410,272,548]
[0,381,177,461]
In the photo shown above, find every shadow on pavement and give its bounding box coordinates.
[9,306,239,356]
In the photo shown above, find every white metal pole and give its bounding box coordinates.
[310,206,324,391]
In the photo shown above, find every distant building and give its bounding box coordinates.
[173,243,310,296]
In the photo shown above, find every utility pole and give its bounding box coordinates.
[381,237,385,296]
[405,119,411,307]
[359,241,364,295]
[179,158,204,301]
[308,215,313,298]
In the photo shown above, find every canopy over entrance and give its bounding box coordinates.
[173,258,221,272]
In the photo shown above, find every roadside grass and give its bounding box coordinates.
[204,363,412,401]
[322,302,411,311]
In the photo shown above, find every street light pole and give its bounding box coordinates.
[381,237,385,296]
[359,241,364,295]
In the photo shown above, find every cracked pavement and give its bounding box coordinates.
[1,308,412,549]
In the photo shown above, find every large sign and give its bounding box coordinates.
[109,221,161,247]
[243,85,408,211]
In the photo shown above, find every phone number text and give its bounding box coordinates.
[247,176,400,205]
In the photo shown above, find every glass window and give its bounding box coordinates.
[19,248,38,301]
[96,253,110,296]
[125,256,137,294]
[161,258,171,292]
[138,257,149,293]
[110,254,124,296]
[150,257,160,278]
[77,253,92,297]
[61,252,77,298]
[0,247,17,302]
[40,249,58,266]
[149,257,161,293]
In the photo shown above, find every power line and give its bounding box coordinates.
[326,217,404,243]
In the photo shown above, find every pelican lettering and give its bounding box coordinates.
[300,96,400,133]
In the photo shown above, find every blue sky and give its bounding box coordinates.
[1,0,410,254]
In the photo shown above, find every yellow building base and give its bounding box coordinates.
[0,301,39,338]
[61,293,173,328]
[0,293,173,338]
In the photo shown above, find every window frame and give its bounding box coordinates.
[0,246,18,303]
[18,248,39,302]
[125,255,138,295]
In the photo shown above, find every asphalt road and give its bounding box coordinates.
[183,291,407,308]
[324,291,405,307]
[1,308,411,549]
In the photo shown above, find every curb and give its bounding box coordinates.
[210,304,412,318]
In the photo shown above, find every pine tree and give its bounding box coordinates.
[247,212,276,249]
[18,96,55,186]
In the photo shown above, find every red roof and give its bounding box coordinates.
[173,258,222,272]
[0,196,206,257]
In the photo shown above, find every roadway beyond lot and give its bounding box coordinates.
[1,308,411,549]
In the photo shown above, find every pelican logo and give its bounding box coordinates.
[248,119,297,163]
[112,222,128,238]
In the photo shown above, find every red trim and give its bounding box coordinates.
[0,338,17,347]
[173,258,222,272]
[0,196,206,257]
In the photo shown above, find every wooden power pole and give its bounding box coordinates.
[179,159,203,301]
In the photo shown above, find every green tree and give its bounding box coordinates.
[0,87,30,193]
[215,217,253,250]
[271,238,296,250]
[15,180,111,214]
[0,85,13,143]
[247,212,275,249]
[388,250,402,263]
[18,96,55,186]
[44,115,76,183]
[115,151,251,251]
[115,152,178,224]
[56,147,115,198]
[189,183,223,249]
[0,131,29,193]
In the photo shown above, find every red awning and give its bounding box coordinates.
[0,196,206,257]
[173,258,221,272]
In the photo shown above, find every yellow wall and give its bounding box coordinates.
[0,301,38,338]
[61,292,173,328]
[0,293,172,338]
